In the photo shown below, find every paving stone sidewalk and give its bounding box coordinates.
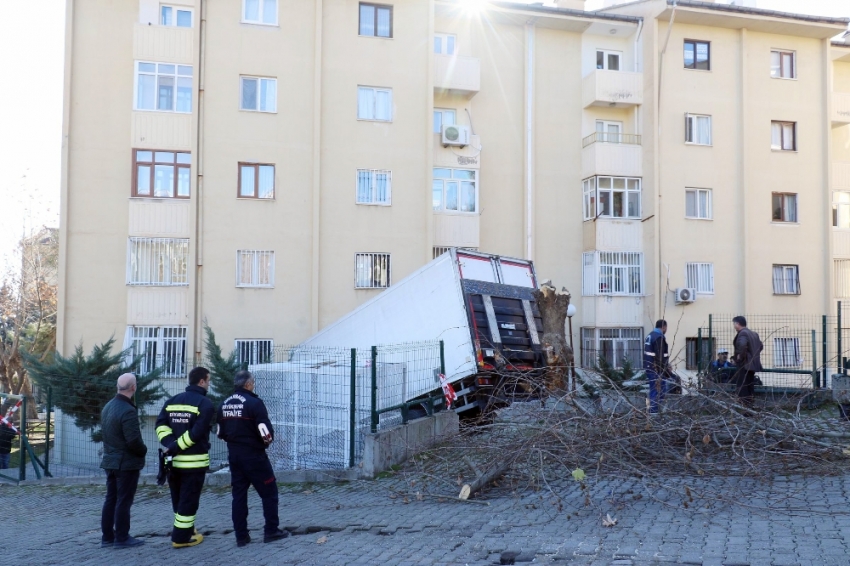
[2,473,850,566]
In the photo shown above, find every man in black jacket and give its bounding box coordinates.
[156,366,214,549]
[732,316,764,409]
[217,370,287,547]
[100,373,148,548]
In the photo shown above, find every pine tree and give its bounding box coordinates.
[23,337,165,442]
[203,324,243,407]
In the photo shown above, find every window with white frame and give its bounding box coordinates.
[234,339,274,366]
[582,176,641,221]
[685,113,711,145]
[771,121,796,151]
[356,169,391,205]
[685,262,714,294]
[581,327,643,369]
[835,260,850,298]
[772,264,800,295]
[596,49,621,71]
[771,50,795,79]
[240,77,277,113]
[355,253,391,289]
[126,326,187,378]
[433,168,478,213]
[773,337,802,368]
[135,62,192,113]
[160,5,192,27]
[834,192,850,228]
[595,120,623,143]
[772,192,797,222]
[434,33,456,55]
[582,251,643,296]
[127,238,189,286]
[242,0,278,25]
[357,86,392,121]
[433,108,456,134]
[238,163,275,199]
[359,3,392,38]
[237,250,274,288]
[685,188,712,219]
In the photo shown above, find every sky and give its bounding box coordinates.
[0,0,846,276]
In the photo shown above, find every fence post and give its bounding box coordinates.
[823,315,828,389]
[349,348,356,469]
[44,387,52,476]
[812,329,818,389]
[440,340,446,376]
[19,396,27,482]
[697,328,703,374]
[839,301,843,376]
[708,314,713,351]
[370,346,378,434]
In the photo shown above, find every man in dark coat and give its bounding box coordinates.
[732,316,763,409]
[100,373,148,548]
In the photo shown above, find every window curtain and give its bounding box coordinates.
[771,122,781,149]
[770,51,781,77]
[262,0,277,24]
[258,165,274,198]
[244,0,259,21]
[240,166,255,197]
[242,78,258,110]
[359,5,374,35]
[358,87,374,119]
[782,123,794,150]
[375,90,391,121]
[376,7,391,37]
[260,79,276,112]
[696,116,710,145]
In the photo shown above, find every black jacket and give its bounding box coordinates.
[0,423,18,455]
[100,395,147,471]
[217,387,274,456]
[155,384,214,471]
[734,327,764,372]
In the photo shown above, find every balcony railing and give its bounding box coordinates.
[434,54,480,97]
[834,92,850,124]
[582,132,642,148]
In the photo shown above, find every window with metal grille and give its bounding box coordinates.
[686,262,714,294]
[685,113,712,145]
[355,253,390,288]
[135,61,193,113]
[126,326,187,378]
[356,169,391,205]
[773,337,802,367]
[237,250,274,288]
[433,246,477,259]
[772,264,800,295]
[582,251,643,296]
[835,260,850,298]
[239,163,275,199]
[127,238,189,286]
[133,150,191,198]
[581,327,643,369]
[685,337,715,370]
[771,121,796,151]
[582,176,641,220]
[234,339,274,366]
[770,50,795,79]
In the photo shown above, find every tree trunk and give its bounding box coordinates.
[531,283,573,393]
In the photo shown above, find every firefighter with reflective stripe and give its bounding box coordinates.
[216,370,288,547]
[155,366,214,548]
[643,319,670,414]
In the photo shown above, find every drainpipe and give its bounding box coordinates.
[193,0,206,357]
[310,0,324,334]
[525,22,535,261]
[656,2,677,317]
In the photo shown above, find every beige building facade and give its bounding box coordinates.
[58,0,849,378]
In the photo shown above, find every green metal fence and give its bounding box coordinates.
[0,392,51,483]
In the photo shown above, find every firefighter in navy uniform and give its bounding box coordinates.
[217,370,288,547]
[644,320,671,414]
[155,366,214,548]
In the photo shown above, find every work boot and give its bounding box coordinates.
[113,537,145,548]
[263,529,289,543]
[172,533,204,549]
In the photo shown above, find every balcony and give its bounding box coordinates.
[433,213,479,248]
[580,296,645,326]
[582,70,643,108]
[434,54,480,98]
[581,132,642,177]
[834,161,850,190]
[133,23,194,64]
[833,92,850,124]
[582,218,642,252]
[434,133,481,169]
[129,199,192,237]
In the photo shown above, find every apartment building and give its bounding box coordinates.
[57,0,849,380]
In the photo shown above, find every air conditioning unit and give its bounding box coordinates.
[441,124,470,147]
[674,287,697,304]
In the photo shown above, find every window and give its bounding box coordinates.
[835,260,850,298]
[240,77,277,113]
[771,50,795,79]
[684,40,710,70]
[772,264,800,295]
[773,337,802,368]
[355,253,391,289]
[595,120,623,143]
[433,168,477,213]
[685,188,712,219]
[582,176,641,220]
[242,0,278,25]
[237,250,274,288]
[234,340,274,366]
[357,86,392,121]
[433,108,456,134]
[434,33,456,55]
[133,150,191,198]
[685,114,711,145]
[834,192,850,228]
[135,62,193,113]
[582,251,643,296]
[127,238,189,286]
[359,3,392,38]
[772,193,797,222]
[685,337,715,371]
[238,164,275,199]
[771,121,796,151]
[596,49,621,71]
[161,5,192,27]
[433,246,477,259]
[685,262,714,294]
[356,169,391,205]
[126,326,187,377]
[581,327,643,369]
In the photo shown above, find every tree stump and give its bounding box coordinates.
[531,282,573,393]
